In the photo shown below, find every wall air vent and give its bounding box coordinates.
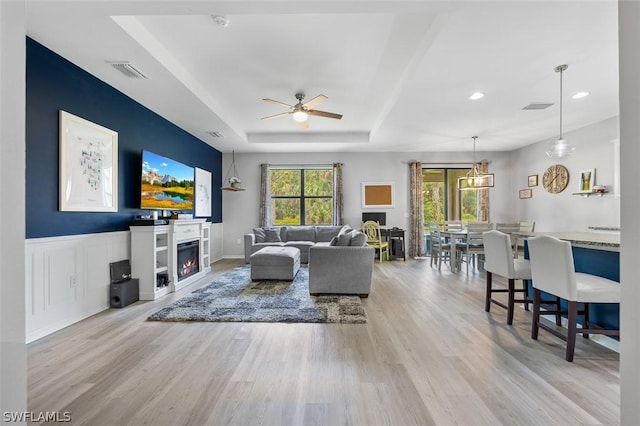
[523,102,553,110]
[107,61,149,79]
[206,131,224,138]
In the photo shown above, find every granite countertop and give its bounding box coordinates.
[588,226,620,231]
[514,231,620,251]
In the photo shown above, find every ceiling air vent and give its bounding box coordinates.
[206,131,224,138]
[107,61,149,79]
[523,102,553,110]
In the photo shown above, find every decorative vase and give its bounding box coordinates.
[230,182,239,189]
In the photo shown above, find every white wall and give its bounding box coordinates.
[511,117,619,232]
[619,0,640,422]
[221,150,512,257]
[1,0,27,416]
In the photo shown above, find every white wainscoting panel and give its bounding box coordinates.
[210,222,224,263]
[25,231,130,343]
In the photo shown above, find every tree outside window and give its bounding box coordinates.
[271,168,333,225]
[422,168,478,228]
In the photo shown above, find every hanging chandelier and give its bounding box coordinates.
[546,64,576,159]
[457,136,495,190]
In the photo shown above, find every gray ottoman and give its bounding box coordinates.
[250,246,301,281]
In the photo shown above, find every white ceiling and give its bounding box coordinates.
[26,0,619,153]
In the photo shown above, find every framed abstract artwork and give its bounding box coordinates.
[194,167,212,217]
[59,110,118,211]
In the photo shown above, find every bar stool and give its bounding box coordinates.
[482,230,533,325]
[527,235,620,362]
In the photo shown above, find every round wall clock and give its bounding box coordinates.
[542,164,570,193]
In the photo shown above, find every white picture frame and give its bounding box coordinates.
[362,182,394,208]
[59,110,118,212]
[578,168,596,192]
[194,167,212,217]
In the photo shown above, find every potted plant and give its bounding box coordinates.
[228,176,241,189]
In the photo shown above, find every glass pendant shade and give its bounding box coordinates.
[546,138,576,159]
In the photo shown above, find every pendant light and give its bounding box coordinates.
[546,64,576,159]
[221,150,245,191]
[457,136,495,190]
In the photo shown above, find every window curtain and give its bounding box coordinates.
[259,164,271,227]
[333,163,344,225]
[478,160,490,222]
[408,161,426,257]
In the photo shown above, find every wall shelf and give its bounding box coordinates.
[572,191,608,197]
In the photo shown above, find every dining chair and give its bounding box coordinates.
[362,220,389,263]
[518,221,536,232]
[527,235,620,361]
[461,222,493,273]
[444,220,464,231]
[483,230,542,325]
[427,221,452,270]
[496,223,521,258]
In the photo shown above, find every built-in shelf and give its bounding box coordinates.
[572,191,608,197]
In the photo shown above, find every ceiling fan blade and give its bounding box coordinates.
[298,120,309,130]
[262,98,294,109]
[302,94,327,109]
[261,112,292,120]
[307,109,343,120]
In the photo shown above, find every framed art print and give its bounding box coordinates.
[519,189,533,199]
[528,175,538,187]
[59,110,118,212]
[194,167,212,217]
[579,168,595,192]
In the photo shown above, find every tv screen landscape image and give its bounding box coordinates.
[140,150,194,211]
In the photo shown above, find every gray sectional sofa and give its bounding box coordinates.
[245,224,375,297]
[244,225,344,264]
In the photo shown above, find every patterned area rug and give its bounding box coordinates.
[148,266,367,324]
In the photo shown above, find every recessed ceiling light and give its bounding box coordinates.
[469,92,485,100]
[572,91,590,99]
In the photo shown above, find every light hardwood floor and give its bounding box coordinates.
[27,258,620,425]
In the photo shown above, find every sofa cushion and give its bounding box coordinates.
[264,228,282,242]
[329,236,338,246]
[253,227,267,243]
[284,226,315,242]
[349,230,368,247]
[314,226,343,242]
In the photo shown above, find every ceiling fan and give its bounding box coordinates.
[261,93,343,129]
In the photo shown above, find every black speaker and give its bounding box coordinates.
[110,278,139,308]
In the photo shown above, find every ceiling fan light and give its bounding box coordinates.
[292,110,309,122]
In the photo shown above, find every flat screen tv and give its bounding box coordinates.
[362,212,386,226]
[140,150,194,211]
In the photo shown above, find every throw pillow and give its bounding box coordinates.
[264,228,282,242]
[329,236,339,246]
[337,225,352,237]
[349,230,367,247]
[336,233,352,246]
[253,227,266,243]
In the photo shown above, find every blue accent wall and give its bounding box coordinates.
[26,38,222,238]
